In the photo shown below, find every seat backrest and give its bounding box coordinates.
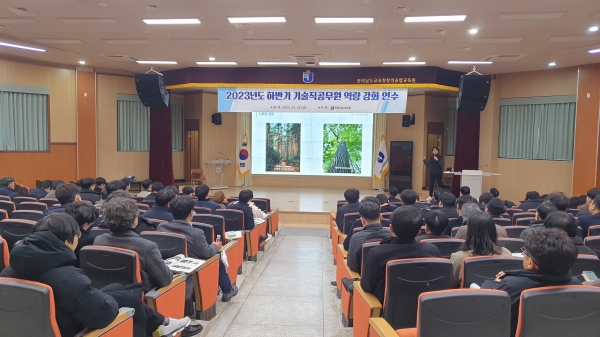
[577,226,583,238]
[140,232,188,259]
[451,226,460,237]
[0,209,7,221]
[571,255,600,276]
[253,198,269,212]
[446,218,462,236]
[136,203,149,211]
[0,200,16,216]
[381,212,392,220]
[191,222,215,244]
[337,201,348,209]
[588,225,600,237]
[215,209,245,232]
[0,237,8,272]
[343,212,360,234]
[421,239,465,258]
[192,214,225,241]
[132,196,144,203]
[418,289,511,337]
[353,227,364,234]
[584,237,600,256]
[0,278,61,337]
[493,218,512,227]
[18,202,47,211]
[79,246,141,289]
[13,197,37,204]
[39,198,59,209]
[497,238,525,253]
[462,256,524,288]
[10,210,43,222]
[194,206,212,215]
[515,217,536,227]
[505,226,529,239]
[567,208,579,216]
[516,286,600,337]
[0,195,10,201]
[0,219,35,251]
[89,227,110,238]
[389,202,403,207]
[513,212,536,225]
[361,242,379,274]
[382,258,453,329]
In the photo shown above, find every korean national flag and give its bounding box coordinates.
[373,136,389,182]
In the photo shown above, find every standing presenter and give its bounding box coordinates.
[423,147,444,199]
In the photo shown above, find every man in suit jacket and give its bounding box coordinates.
[142,182,165,204]
[518,191,545,211]
[361,206,441,303]
[29,179,52,200]
[44,183,82,216]
[347,200,392,273]
[519,202,559,240]
[143,189,176,222]
[578,194,600,239]
[0,176,21,200]
[376,194,396,214]
[400,189,429,210]
[437,192,459,219]
[78,177,101,204]
[194,184,221,214]
[387,186,401,203]
[416,210,450,242]
[335,188,360,228]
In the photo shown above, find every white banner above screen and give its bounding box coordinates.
[218,87,408,113]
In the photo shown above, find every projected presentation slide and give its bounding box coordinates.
[252,112,373,176]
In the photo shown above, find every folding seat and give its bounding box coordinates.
[215,209,266,262]
[136,203,149,212]
[381,212,392,220]
[223,240,242,282]
[193,207,212,215]
[12,196,37,205]
[516,286,600,337]
[39,198,59,209]
[335,244,348,299]
[588,225,600,237]
[215,209,246,262]
[0,195,10,201]
[18,201,47,212]
[505,226,529,238]
[0,209,7,221]
[584,236,600,255]
[140,232,187,259]
[493,217,512,227]
[420,239,464,258]
[0,237,8,273]
[252,198,269,212]
[10,210,43,222]
[132,196,144,203]
[341,242,380,327]
[567,208,579,216]
[513,212,535,226]
[353,258,453,337]
[343,212,361,234]
[191,222,214,244]
[571,254,600,276]
[461,256,524,288]
[0,219,35,251]
[0,200,16,217]
[497,238,525,253]
[89,227,110,239]
[515,217,536,226]
[0,278,135,337]
[506,209,525,218]
[368,289,511,337]
[141,200,156,208]
[337,201,348,209]
[192,214,225,241]
[445,218,461,236]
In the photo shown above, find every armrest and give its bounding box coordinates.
[146,274,187,298]
[354,282,382,311]
[224,239,242,282]
[76,308,135,337]
[145,275,187,319]
[369,318,400,337]
[344,260,360,280]
[192,255,220,312]
[353,282,383,337]
[245,220,266,261]
[337,244,348,259]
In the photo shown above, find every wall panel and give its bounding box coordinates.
[77,71,96,178]
[0,144,77,187]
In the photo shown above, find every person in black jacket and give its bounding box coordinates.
[545,211,597,256]
[0,176,21,200]
[376,194,396,214]
[482,228,581,337]
[43,183,81,216]
[335,188,360,227]
[518,191,545,211]
[387,186,401,203]
[422,147,444,197]
[29,179,52,200]
[0,214,190,337]
[519,202,558,240]
[65,201,99,263]
[438,192,459,219]
[347,200,392,273]
[78,177,101,203]
[143,189,175,222]
[94,177,107,193]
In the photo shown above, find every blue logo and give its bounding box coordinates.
[377,151,385,163]
[303,70,314,83]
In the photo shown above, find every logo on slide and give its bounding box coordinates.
[302,70,314,83]
[377,151,385,163]
[239,149,249,160]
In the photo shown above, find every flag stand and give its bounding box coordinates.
[241,178,248,190]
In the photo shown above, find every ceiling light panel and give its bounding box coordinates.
[548,36,600,42]
[319,62,360,66]
[243,39,293,45]
[103,39,150,44]
[589,48,600,54]
[404,15,466,23]
[496,13,564,20]
[60,18,119,24]
[315,17,374,23]
[171,39,222,44]
[469,37,523,43]
[136,60,177,64]
[316,39,367,45]
[196,61,237,65]
[391,38,445,44]
[143,18,200,24]
[448,61,493,64]
[257,62,298,65]
[383,62,426,65]
[0,41,45,52]
[0,18,37,24]
[34,39,83,44]
[228,17,285,23]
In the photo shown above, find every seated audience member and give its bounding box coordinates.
[482,228,580,336]
[490,187,500,198]
[438,192,459,219]
[577,194,600,239]
[401,189,428,210]
[228,190,271,243]
[78,177,101,203]
[486,197,508,218]
[450,213,512,287]
[143,189,176,222]
[180,186,194,197]
[456,202,509,239]
[65,201,100,261]
[519,191,544,211]
[416,210,450,242]
[519,202,559,239]
[347,201,392,273]
[545,211,597,256]
[165,185,180,195]
[343,197,392,250]
[335,188,361,227]
[194,184,221,213]
[478,192,494,210]
[0,214,191,337]
[142,182,165,203]
[376,194,396,213]
[44,184,81,216]
[94,177,106,193]
[121,178,131,191]
[0,176,21,200]
[97,191,156,233]
[460,186,471,196]
[29,179,52,200]
[360,206,442,303]
[46,180,65,199]
[157,196,239,302]
[95,180,127,207]
[431,188,443,205]
[546,192,569,212]
[388,186,400,203]
[577,188,600,212]
[210,190,229,208]
[137,179,153,198]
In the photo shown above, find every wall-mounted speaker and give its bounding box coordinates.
[134,73,170,108]
[456,74,491,112]
[402,114,415,128]
[212,113,222,125]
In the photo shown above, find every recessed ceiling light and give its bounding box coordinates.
[0,18,38,24]
[228,17,285,23]
[408,57,416,61]
[171,39,222,44]
[404,15,466,23]
[589,48,600,54]
[257,62,298,65]
[136,60,177,64]
[243,39,293,45]
[448,61,493,64]
[548,36,600,42]
[98,3,108,7]
[383,62,426,65]
[469,28,478,35]
[60,18,119,24]
[590,26,599,32]
[315,17,374,23]
[103,39,150,44]
[319,62,361,66]
[355,30,363,34]
[316,39,367,45]
[78,61,86,65]
[0,41,45,52]
[548,62,556,67]
[143,18,200,24]
[470,37,523,43]
[496,13,564,20]
[34,39,83,44]
[209,57,215,61]
[391,38,445,44]
[196,61,237,65]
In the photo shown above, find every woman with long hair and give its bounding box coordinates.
[210,190,229,209]
[422,146,444,198]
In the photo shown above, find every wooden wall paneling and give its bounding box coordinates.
[77,71,97,178]
[0,144,77,187]
[497,67,578,99]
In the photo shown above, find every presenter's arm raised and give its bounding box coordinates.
[423,156,431,167]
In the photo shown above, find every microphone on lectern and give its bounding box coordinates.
[219,151,230,161]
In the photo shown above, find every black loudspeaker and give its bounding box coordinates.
[212,113,222,125]
[456,74,491,112]
[134,73,170,108]
[402,114,415,128]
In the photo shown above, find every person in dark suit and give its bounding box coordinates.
[486,197,508,218]
[431,188,443,205]
[360,206,441,303]
[482,228,581,337]
[438,192,459,219]
[460,186,470,197]
[416,210,450,242]
[478,192,494,211]
[65,201,99,263]
[29,179,52,200]
[227,189,272,244]
[44,184,81,216]
[546,192,570,212]
[518,191,545,211]
[142,182,165,204]
[376,194,396,214]
[143,189,176,222]
[343,197,391,250]
[400,189,429,210]
[577,194,600,239]
[387,186,401,203]
[335,188,360,227]
[519,202,559,240]
[78,177,101,204]
[545,211,597,256]
[0,176,21,200]
[94,177,106,193]
[422,147,444,198]
[194,184,220,214]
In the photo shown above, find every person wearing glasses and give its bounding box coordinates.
[481,228,580,337]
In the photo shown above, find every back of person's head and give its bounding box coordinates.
[0,176,13,187]
[33,213,80,245]
[439,192,456,207]
[359,201,380,222]
[239,189,254,203]
[433,188,443,201]
[461,202,482,222]
[376,194,388,205]
[156,189,176,207]
[523,228,577,275]
[101,189,108,201]
[486,198,506,216]
[457,195,476,209]
[537,202,558,220]
[181,186,193,196]
[390,206,424,240]
[594,194,600,210]
[120,178,131,188]
[490,188,500,198]
[151,182,164,192]
[51,180,64,191]
[106,180,127,195]
[587,188,600,201]
[95,177,106,187]
[41,179,53,190]
[544,211,578,237]
[460,186,470,196]
[479,192,494,205]
[195,184,210,200]
[211,191,226,204]
[546,192,569,211]
[344,188,360,203]
[56,183,79,205]
[388,186,398,197]
[462,213,499,256]
[141,179,153,190]
[362,196,380,205]
[65,201,99,228]
[170,196,195,220]
[400,189,418,205]
[105,190,130,203]
[424,210,448,235]
[79,177,95,190]
[525,191,540,201]
[165,185,179,195]
[102,197,138,234]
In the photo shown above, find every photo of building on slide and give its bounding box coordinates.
[266,123,301,172]
[323,124,363,174]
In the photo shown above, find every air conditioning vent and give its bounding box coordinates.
[393,6,409,13]
[103,55,139,62]
[432,29,446,35]
[142,4,160,11]
[458,46,472,51]
[287,54,323,64]
[7,7,35,16]
[235,23,253,30]
[483,54,526,62]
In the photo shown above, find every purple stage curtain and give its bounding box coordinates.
[149,105,174,186]
[451,111,480,197]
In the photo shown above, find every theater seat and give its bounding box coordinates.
[140,232,187,259]
[194,207,212,215]
[10,210,43,221]
[191,255,220,321]
[420,239,464,258]
[0,200,16,217]
[462,256,524,288]
[0,278,135,337]
[497,238,525,253]
[17,202,47,212]
[505,226,529,238]
[493,218,512,227]
[191,223,214,244]
[39,198,59,209]
[571,254,600,276]
[0,237,8,273]
[89,227,110,239]
[0,219,36,251]
[223,240,242,282]
[191,214,225,241]
[12,196,37,205]
[0,209,7,221]
[343,212,360,235]
[584,236,600,255]
[588,225,600,237]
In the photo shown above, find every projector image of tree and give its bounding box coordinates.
[323,124,362,174]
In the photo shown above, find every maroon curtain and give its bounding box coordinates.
[451,111,480,196]
[149,105,174,186]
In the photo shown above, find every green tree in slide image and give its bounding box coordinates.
[266,123,301,172]
[323,124,362,174]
